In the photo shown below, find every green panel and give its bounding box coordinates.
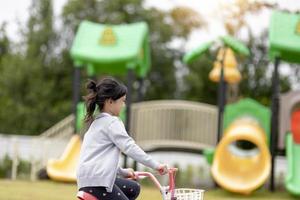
[183,36,249,65]
[119,106,126,123]
[269,11,300,63]
[183,41,213,64]
[76,102,86,132]
[86,61,131,76]
[221,35,250,56]
[70,21,150,77]
[285,133,300,196]
[135,34,151,77]
[224,98,271,143]
[203,148,215,165]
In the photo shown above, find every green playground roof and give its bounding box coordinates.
[183,36,249,64]
[183,41,213,64]
[269,11,300,63]
[70,21,150,77]
[220,36,250,56]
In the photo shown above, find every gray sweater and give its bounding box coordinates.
[76,112,160,192]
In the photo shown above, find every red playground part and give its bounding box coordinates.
[77,191,98,200]
[291,110,300,144]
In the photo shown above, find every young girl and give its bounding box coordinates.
[77,77,167,200]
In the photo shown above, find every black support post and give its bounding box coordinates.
[137,78,145,102]
[72,67,81,133]
[123,69,134,168]
[270,57,280,191]
[216,49,227,143]
[132,78,145,170]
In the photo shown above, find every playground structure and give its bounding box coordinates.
[279,91,300,195]
[179,10,300,196]
[211,99,271,194]
[268,11,300,195]
[183,35,249,143]
[183,24,270,194]
[42,10,300,197]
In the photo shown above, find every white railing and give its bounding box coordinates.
[0,114,75,180]
[130,100,218,147]
[0,134,70,180]
[39,114,75,139]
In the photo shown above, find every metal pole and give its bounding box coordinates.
[72,67,81,133]
[270,57,280,191]
[137,78,145,102]
[217,49,227,143]
[132,78,145,170]
[124,69,134,168]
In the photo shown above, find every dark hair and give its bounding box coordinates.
[83,77,127,125]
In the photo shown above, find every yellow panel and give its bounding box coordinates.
[46,135,81,182]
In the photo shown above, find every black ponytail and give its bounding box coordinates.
[83,77,127,125]
[83,80,98,125]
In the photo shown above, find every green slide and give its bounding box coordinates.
[285,133,300,196]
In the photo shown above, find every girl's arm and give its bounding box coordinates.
[107,118,160,170]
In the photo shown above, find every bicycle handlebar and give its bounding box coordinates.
[134,171,163,190]
[134,168,178,193]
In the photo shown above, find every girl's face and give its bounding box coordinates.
[110,95,126,116]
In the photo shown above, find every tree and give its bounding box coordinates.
[0,0,73,135]
[0,23,10,63]
[183,52,218,105]
[218,0,275,36]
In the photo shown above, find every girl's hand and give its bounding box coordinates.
[125,168,137,180]
[156,164,168,175]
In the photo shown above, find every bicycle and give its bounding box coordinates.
[77,168,205,200]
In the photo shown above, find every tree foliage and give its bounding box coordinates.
[0,0,298,135]
[0,0,198,134]
[0,0,72,135]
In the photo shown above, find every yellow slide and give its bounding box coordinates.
[46,135,81,182]
[211,118,271,194]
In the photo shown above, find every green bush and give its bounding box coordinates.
[17,159,31,179]
[0,155,31,179]
[0,155,12,178]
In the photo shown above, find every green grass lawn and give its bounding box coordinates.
[0,179,298,200]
